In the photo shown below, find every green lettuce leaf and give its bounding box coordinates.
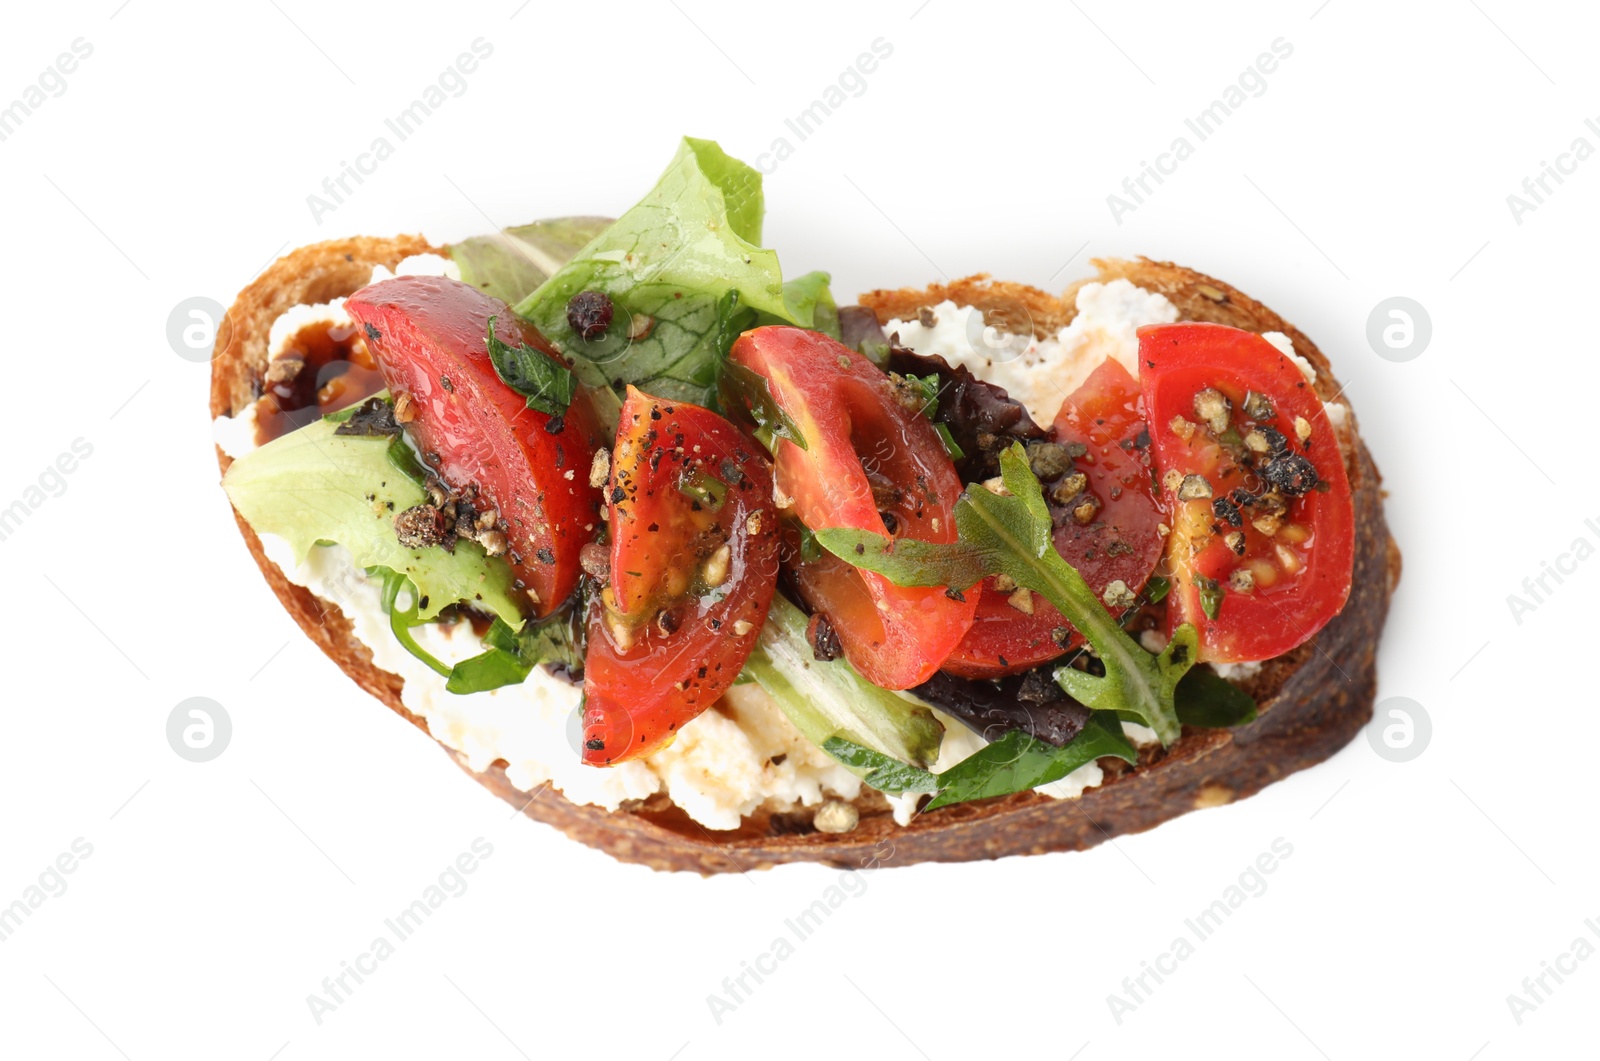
[221,414,524,624]
[780,271,840,339]
[740,595,944,770]
[513,137,800,405]
[814,443,1207,746]
[449,216,614,305]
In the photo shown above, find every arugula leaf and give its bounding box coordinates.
[485,316,577,416]
[811,528,989,590]
[375,567,452,677]
[1175,666,1259,728]
[814,443,1198,746]
[222,412,524,624]
[450,216,614,305]
[923,713,1136,811]
[515,138,798,406]
[446,606,585,695]
[741,595,944,769]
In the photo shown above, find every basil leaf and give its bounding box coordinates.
[485,315,576,416]
[923,712,1136,811]
[1175,666,1259,728]
[815,443,1195,746]
[450,216,614,305]
[824,712,1136,810]
[446,645,531,694]
[821,737,939,794]
[515,138,798,406]
[446,608,585,695]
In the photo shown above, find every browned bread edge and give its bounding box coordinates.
[213,243,1398,874]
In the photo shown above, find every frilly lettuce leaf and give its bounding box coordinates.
[221,415,524,624]
[514,137,810,405]
[450,216,614,306]
[781,270,840,339]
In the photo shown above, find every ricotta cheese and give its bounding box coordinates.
[212,403,259,461]
[1211,660,1264,682]
[883,279,1179,425]
[1262,330,1317,384]
[262,537,862,830]
[1254,331,1354,455]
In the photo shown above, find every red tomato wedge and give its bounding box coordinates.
[581,388,779,765]
[728,326,976,689]
[1139,322,1354,662]
[345,276,604,616]
[943,358,1165,678]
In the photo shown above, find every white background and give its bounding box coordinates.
[0,1,1593,1058]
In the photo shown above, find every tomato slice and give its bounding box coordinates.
[345,276,604,615]
[581,387,779,765]
[942,358,1165,678]
[1139,323,1354,662]
[729,326,976,689]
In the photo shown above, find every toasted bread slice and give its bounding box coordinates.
[214,243,1398,874]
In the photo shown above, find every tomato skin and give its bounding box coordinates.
[1139,323,1354,663]
[345,276,603,615]
[943,357,1165,678]
[581,388,779,765]
[728,326,976,689]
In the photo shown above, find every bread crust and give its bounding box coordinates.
[214,245,1398,874]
